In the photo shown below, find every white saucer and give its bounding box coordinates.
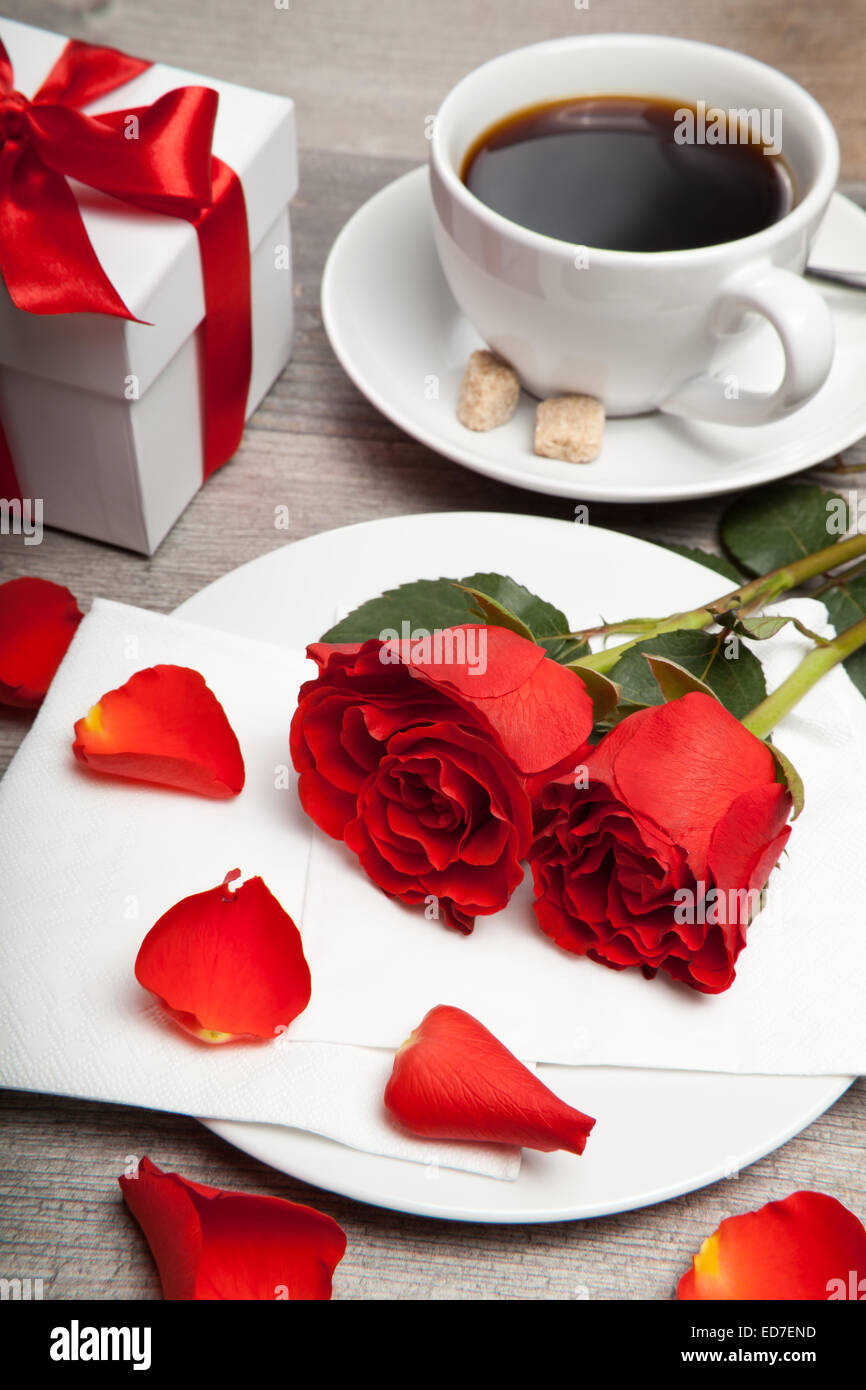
[176,513,852,1223]
[322,169,866,504]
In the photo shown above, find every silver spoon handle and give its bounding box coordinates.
[803,185,866,290]
[805,266,866,291]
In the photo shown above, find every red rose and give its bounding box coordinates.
[529,692,792,993]
[290,624,593,932]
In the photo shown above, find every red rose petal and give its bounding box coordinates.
[135,874,311,1042]
[119,1157,346,1300]
[385,1004,596,1154]
[678,1191,866,1300]
[397,623,545,698]
[400,625,594,779]
[588,693,779,881]
[343,722,531,931]
[73,664,245,798]
[708,782,792,898]
[0,576,83,707]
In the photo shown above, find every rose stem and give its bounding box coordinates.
[810,555,866,598]
[572,530,866,675]
[741,613,866,739]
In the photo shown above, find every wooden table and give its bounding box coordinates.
[1,0,864,1301]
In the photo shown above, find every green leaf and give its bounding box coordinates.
[767,741,805,819]
[822,571,866,701]
[720,483,847,576]
[644,654,717,703]
[536,633,590,664]
[605,629,767,720]
[721,613,791,641]
[569,664,621,722]
[457,586,536,643]
[460,573,587,662]
[460,573,568,636]
[719,612,831,646]
[321,572,587,664]
[320,578,477,643]
[664,543,743,585]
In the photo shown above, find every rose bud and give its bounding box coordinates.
[0,576,83,707]
[135,872,311,1043]
[529,692,793,994]
[290,624,592,931]
[385,1005,595,1154]
[678,1191,866,1300]
[120,1157,346,1300]
[73,664,244,798]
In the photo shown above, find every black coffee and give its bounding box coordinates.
[461,96,793,252]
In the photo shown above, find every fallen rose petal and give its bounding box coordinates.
[678,1191,866,1300]
[120,1157,346,1300]
[385,1004,595,1154]
[73,664,244,798]
[135,873,311,1042]
[0,576,83,707]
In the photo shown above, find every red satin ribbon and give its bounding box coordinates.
[0,37,252,500]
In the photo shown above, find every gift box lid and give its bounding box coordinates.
[0,19,297,399]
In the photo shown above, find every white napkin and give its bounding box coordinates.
[0,601,520,1180]
[2,591,862,1202]
[294,597,866,1076]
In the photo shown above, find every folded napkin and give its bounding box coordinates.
[0,600,520,1180]
[294,597,866,1076]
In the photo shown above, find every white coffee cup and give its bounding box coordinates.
[429,34,839,425]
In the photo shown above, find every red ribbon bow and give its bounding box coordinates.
[0,37,252,502]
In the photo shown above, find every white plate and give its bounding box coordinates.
[177,513,852,1222]
[321,169,866,504]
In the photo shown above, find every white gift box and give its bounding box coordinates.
[0,19,298,554]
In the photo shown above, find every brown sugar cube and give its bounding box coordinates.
[457,350,520,431]
[534,395,605,464]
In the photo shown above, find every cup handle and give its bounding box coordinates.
[659,264,835,427]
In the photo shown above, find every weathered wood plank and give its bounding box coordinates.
[1,1083,863,1299]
